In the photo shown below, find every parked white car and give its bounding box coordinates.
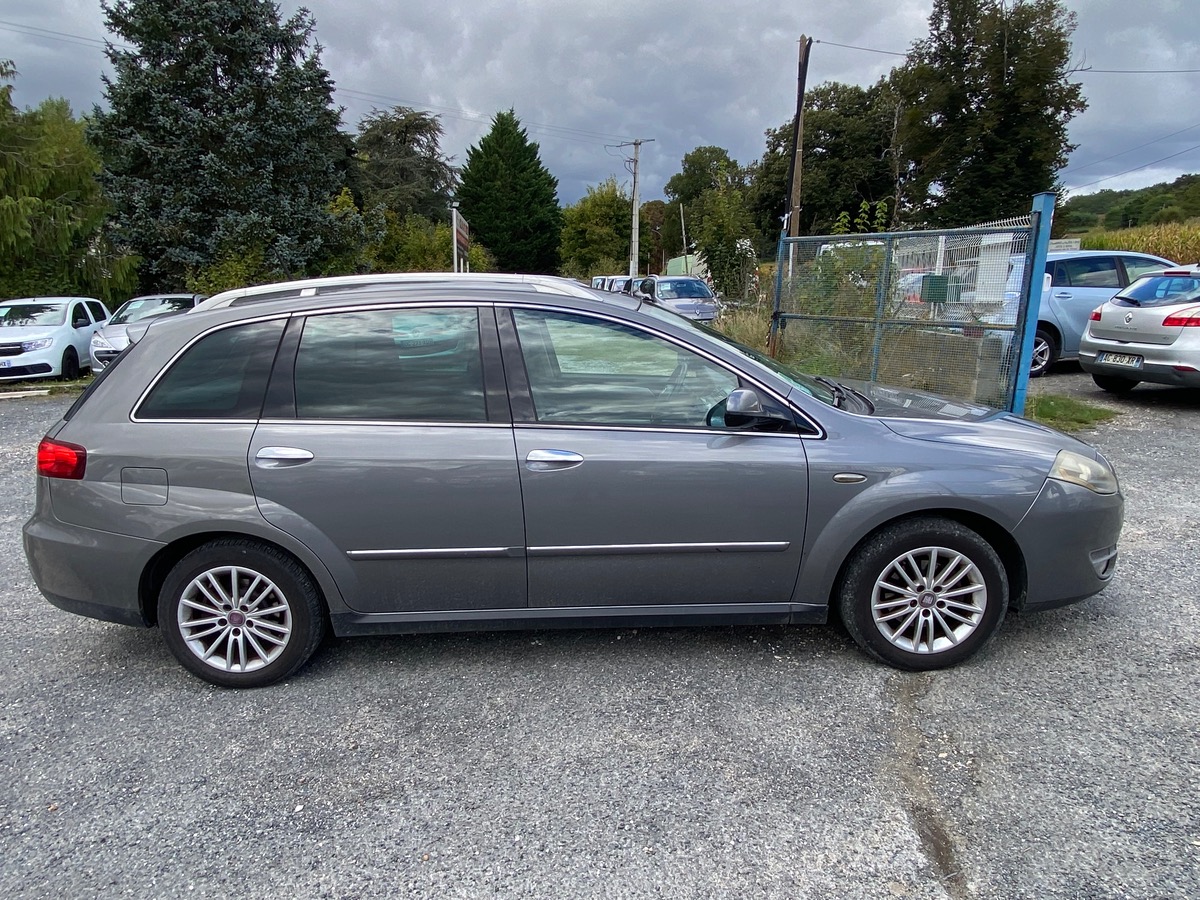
[0,297,110,381]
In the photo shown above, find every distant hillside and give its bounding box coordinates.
[1061,174,1200,231]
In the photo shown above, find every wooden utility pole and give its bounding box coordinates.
[621,138,655,280]
[785,35,813,238]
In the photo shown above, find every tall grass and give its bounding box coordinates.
[1080,221,1200,264]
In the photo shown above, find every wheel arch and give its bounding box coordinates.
[138,530,339,627]
[824,508,1028,615]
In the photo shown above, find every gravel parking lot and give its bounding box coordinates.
[2,370,1197,899]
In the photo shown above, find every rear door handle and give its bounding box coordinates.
[1054,291,1072,299]
[525,449,584,471]
[255,447,314,468]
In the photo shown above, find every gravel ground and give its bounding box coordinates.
[1,372,1197,899]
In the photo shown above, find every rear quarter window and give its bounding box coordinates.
[136,319,286,419]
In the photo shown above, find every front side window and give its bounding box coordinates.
[512,309,738,428]
[138,319,285,419]
[293,307,486,422]
[1059,257,1120,289]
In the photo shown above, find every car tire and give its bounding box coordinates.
[1029,328,1058,378]
[59,347,80,382]
[838,517,1007,671]
[158,539,326,688]
[1092,374,1139,394]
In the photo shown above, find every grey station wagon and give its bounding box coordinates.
[23,275,1124,687]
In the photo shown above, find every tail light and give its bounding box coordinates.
[37,437,87,479]
[1163,306,1200,327]
[1089,309,1102,321]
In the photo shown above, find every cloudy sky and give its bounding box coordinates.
[3,0,1198,207]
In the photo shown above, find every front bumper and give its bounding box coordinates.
[0,343,60,380]
[1012,477,1124,611]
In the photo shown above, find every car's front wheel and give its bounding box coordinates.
[1092,373,1139,394]
[158,539,326,688]
[59,347,80,381]
[839,518,1007,670]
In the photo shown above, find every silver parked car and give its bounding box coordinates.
[1079,263,1200,393]
[634,275,721,323]
[90,294,205,371]
[24,275,1124,688]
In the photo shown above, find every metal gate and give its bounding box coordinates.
[769,193,1055,412]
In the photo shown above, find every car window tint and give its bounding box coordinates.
[85,301,108,322]
[1118,275,1200,307]
[512,309,738,428]
[1121,257,1168,280]
[138,319,285,419]
[1060,257,1120,289]
[70,303,90,327]
[293,307,486,422]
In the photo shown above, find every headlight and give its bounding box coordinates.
[21,338,53,352]
[91,332,113,350]
[1049,449,1119,495]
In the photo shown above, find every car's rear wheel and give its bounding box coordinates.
[839,518,1007,670]
[158,539,326,688]
[1029,328,1058,378]
[1092,373,1139,394]
[59,347,80,381]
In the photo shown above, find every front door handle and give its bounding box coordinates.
[525,449,584,471]
[255,447,315,468]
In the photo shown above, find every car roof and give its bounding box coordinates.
[1043,250,1172,261]
[193,272,603,311]
[170,279,642,331]
[4,301,102,309]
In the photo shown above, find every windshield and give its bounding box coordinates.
[0,303,67,327]
[110,297,196,325]
[1114,274,1200,308]
[637,304,837,406]
[657,279,714,300]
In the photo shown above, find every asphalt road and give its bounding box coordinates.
[1,371,1197,899]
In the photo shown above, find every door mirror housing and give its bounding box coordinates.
[724,388,794,430]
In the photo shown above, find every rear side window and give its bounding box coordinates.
[137,319,285,419]
[85,301,108,323]
[292,307,486,422]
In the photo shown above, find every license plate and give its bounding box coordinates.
[1099,352,1142,368]
[0,360,9,368]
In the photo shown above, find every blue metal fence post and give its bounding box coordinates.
[1011,192,1056,414]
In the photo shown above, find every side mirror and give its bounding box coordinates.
[724,388,793,430]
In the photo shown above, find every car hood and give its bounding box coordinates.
[842,379,1095,459]
[0,326,59,342]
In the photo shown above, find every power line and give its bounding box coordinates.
[1069,141,1200,191]
[812,39,905,58]
[1062,121,1200,176]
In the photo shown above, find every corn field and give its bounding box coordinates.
[1080,222,1200,264]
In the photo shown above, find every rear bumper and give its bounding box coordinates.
[1012,478,1124,612]
[1080,347,1200,387]
[23,499,163,628]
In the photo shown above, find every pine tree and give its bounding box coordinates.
[90,0,351,288]
[355,106,457,222]
[456,110,561,274]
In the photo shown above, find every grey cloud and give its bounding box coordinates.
[2,0,1197,204]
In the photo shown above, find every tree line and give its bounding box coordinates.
[2,0,1091,301]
